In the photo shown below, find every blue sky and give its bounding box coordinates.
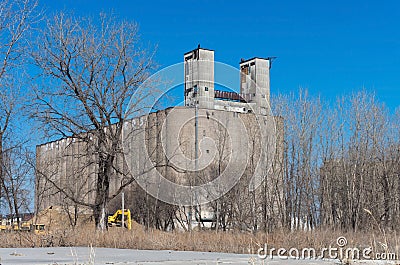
[40,0,400,111]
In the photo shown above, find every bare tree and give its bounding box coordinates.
[2,144,34,225]
[320,91,393,231]
[31,12,156,228]
[0,0,38,213]
[274,89,400,232]
[272,89,323,231]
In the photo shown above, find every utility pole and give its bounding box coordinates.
[121,192,124,228]
[194,103,199,230]
[195,103,199,184]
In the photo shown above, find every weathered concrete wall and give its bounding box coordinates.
[36,107,283,225]
[35,136,97,213]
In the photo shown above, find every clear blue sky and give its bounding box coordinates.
[40,0,400,111]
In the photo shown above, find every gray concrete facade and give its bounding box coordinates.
[35,46,283,230]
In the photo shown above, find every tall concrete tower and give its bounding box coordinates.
[184,45,214,109]
[240,58,271,115]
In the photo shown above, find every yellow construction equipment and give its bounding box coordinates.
[107,209,131,230]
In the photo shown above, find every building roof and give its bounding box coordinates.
[239,57,274,64]
[184,46,214,55]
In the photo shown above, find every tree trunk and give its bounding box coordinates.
[0,132,13,217]
[12,181,20,228]
[93,152,113,229]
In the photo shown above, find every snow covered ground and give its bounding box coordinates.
[0,247,340,265]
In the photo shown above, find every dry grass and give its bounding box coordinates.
[0,223,397,259]
[0,207,397,259]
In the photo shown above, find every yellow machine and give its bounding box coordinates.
[107,209,132,230]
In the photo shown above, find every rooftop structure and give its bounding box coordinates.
[184,45,272,115]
